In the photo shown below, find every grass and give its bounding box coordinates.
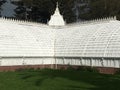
[0,69,120,90]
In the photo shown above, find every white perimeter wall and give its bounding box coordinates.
[0,58,54,66]
[56,58,120,68]
[0,57,120,68]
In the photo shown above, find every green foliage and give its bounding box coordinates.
[114,69,120,74]
[88,0,120,20]
[14,0,120,23]
[0,0,6,16]
[77,67,99,73]
[0,69,120,90]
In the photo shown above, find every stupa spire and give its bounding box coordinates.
[48,2,65,26]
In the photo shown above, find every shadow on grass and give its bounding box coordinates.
[18,69,120,90]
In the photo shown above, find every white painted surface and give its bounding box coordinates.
[0,19,120,57]
[0,17,120,58]
[0,18,55,57]
[0,58,55,66]
[0,57,120,68]
[55,20,120,58]
[48,4,65,26]
[0,17,120,68]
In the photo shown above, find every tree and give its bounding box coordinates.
[0,0,6,16]
[14,0,120,24]
[15,0,56,23]
[88,0,120,20]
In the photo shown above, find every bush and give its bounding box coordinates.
[15,68,35,72]
[77,66,99,73]
[114,69,120,74]
[66,65,99,73]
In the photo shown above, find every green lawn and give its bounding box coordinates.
[0,69,120,90]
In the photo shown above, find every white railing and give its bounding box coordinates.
[0,16,117,27]
[68,16,117,26]
[0,17,45,26]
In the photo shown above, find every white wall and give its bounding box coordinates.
[0,57,120,68]
[56,57,120,68]
[0,57,55,66]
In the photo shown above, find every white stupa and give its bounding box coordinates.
[48,3,65,26]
